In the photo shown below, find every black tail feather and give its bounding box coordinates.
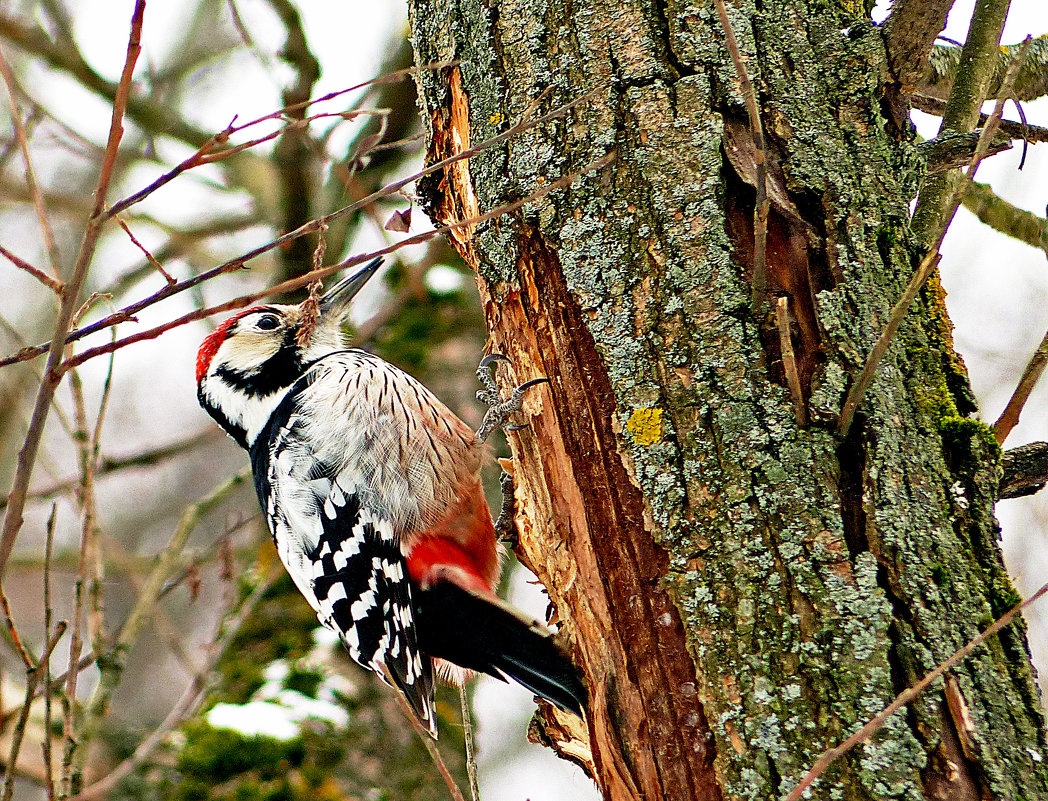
[415,581,586,716]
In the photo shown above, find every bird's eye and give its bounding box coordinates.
[255,314,280,331]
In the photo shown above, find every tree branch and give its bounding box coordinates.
[0,0,144,584]
[1000,442,1048,499]
[921,35,1048,103]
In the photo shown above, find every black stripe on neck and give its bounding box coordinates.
[217,330,306,398]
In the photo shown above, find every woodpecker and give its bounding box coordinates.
[195,258,585,735]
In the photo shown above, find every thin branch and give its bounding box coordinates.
[838,39,1030,436]
[0,243,62,294]
[776,297,807,426]
[713,0,768,315]
[42,503,57,801]
[0,0,145,585]
[0,43,63,281]
[385,667,467,801]
[114,216,175,284]
[0,429,220,511]
[0,88,599,371]
[67,571,277,801]
[994,324,1048,444]
[61,152,615,371]
[784,577,1048,801]
[1,620,67,801]
[837,251,939,436]
[459,684,480,801]
[0,586,33,668]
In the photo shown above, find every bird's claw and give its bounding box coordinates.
[474,355,549,445]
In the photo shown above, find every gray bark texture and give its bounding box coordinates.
[406,1,1048,799]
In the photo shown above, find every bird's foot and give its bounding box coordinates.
[474,353,548,445]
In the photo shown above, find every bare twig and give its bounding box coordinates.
[114,216,176,284]
[459,683,481,801]
[776,297,807,426]
[994,324,1048,444]
[0,88,600,371]
[61,152,616,371]
[0,243,63,294]
[42,503,57,801]
[0,44,63,281]
[713,0,768,315]
[2,620,67,801]
[67,570,277,801]
[385,667,467,801]
[0,429,220,511]
[837,251,940,436]
[784,577,1048,801]
[0,586,33,668]
[838,39,1031,437]
[0,0,145,585]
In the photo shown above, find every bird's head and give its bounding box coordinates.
[195,257,382,448]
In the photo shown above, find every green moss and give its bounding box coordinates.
[177,722,305,782]
[284,665,323,698]
[940,417,1001,476]
[930,564,949,587]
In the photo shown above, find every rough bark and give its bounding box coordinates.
[408,1,1048,800]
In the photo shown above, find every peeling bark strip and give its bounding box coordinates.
[410,0,1048,799]
[421,62,717,801]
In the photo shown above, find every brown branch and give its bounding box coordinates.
[775,297,807,426]
[61,152,615,371]
[999,442,1048,499]
[0,586,33,668]
[0,0,144,585]
[713,0,768,315]
[42,503,56,801]
[67,571,276,801]
[1,620,66,801]
[0,88,598,371]
[385,666,467,801]
[912,94,1048,143]
[0,243,62,294]
[114,216,175,284]
[994,325,1048,444]
[0,43,63,281]
[839,40,1030,436]
[784,577,1048,801]
[837,250,939,435]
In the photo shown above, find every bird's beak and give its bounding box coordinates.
[319,257,384,319]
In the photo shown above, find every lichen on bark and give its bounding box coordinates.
[408,0,1048,798]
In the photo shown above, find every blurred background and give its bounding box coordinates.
[0,0,1043,799]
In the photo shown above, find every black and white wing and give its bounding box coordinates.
[248,362,437,734]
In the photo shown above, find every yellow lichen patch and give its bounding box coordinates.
[489,112,505,125]
[626,407,663,446]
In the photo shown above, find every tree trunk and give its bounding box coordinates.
[407,1,1048,799]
